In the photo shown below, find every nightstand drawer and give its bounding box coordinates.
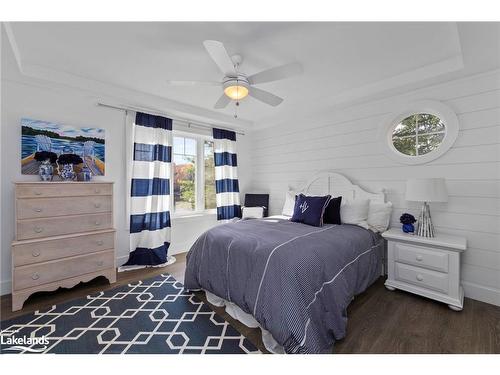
[395,243,448,272]
[395,262,449,293]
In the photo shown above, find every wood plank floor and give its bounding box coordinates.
[1,252,499,353]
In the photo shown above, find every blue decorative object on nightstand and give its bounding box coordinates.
[400,213,416,233]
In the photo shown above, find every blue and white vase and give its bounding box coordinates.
[59,163,76,181]
[79,164,93,181]
[38,159,53,181]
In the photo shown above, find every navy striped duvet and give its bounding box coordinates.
[184,217,383,353]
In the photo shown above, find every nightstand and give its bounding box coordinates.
[382,228,466,311]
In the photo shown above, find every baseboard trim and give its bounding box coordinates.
[0,279,12,296]
[3,266,498,308]
[463,281,500,307]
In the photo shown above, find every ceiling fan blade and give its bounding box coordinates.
[203,40,236,76]
[249,87,284,107]
[214,93,231,109]
[166,80,220,86]
[247,62,303,85]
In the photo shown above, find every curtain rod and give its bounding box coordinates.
[96,102,245,136]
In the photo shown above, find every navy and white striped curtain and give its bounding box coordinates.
[122,112,174,269]
[213,128,241,220]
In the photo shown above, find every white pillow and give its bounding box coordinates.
[340,199,370,228]
[242,206,264,219]
[281,190,296,216]
[367,201,393,232]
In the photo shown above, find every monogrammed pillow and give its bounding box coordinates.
[290,194,332,227]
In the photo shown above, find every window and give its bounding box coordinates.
[173,136,197,213]
[379,100,459,165]
[204,141,216,210]
[392,114,445,156]
[172,133,216,215]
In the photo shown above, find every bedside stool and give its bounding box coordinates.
[382,228,467,311]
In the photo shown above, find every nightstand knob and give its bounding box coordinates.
[32,250,41,257]
[34,208,43,213]
[94,203,101,208]
[95,221,101,226]
[416,255,423,261]
[96,240,104,246]
[97,261,104,266]
[31,273,40,280]
[34,227,43,233]
[416,274,424,282]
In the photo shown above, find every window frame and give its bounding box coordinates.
[171,131,217,218]
[379,100,459,165]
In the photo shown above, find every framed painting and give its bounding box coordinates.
[21,118,105,175]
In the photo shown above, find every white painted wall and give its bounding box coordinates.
[0,32,252,295]
[248,70,500,306]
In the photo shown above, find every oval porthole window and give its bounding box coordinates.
[392,113,446,156]
[380,101,459,165]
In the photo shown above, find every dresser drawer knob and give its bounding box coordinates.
[97,261,104,266]
[34,227,43,233]
[34,208,43,213]
[416,255,423,261]
[96,240,104,246]
[94,203,101,208]
[31,273,40,280]
[95,221,101,226]
[416,274,424,282]
[94,188,101,194]
[32,250,41,257]
[34,191,42,196]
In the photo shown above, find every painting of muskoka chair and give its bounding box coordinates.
[21,118,105,175]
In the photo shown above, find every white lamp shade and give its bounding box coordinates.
[405,178,448,202]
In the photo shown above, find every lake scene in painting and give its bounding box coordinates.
[21,118,105,175]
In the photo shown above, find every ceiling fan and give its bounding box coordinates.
[166,40,303,109]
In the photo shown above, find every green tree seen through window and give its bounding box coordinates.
[392,113,445,156]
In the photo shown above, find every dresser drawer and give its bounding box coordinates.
[12,230,115,266]
[394,242,449,273]
[14,250,114,291]
[17,213,113,240]
[395,262,449,294]
[17,195,112,219]
[16,183,112,199]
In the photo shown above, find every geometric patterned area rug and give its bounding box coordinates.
[0,274,260,354]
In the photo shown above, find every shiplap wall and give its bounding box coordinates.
[249,70,500,306]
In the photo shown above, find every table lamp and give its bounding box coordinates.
[405,178,448,238]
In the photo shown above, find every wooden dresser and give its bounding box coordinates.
[11,182,116,311]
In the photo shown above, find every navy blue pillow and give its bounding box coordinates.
[291,194,331,227]
[323,196,342,224]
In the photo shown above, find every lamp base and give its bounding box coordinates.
[416,202,435,238]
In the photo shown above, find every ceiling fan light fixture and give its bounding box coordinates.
[223,78,249,100]
[224,84,249,100]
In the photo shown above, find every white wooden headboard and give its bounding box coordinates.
[297,171,385,203]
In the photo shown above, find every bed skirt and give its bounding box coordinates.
[204,290,284,354]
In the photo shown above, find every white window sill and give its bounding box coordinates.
[171,211,217,221]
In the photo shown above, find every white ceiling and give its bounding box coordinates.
[4,22,500,128]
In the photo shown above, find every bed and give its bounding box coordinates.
[184,172,386,353]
